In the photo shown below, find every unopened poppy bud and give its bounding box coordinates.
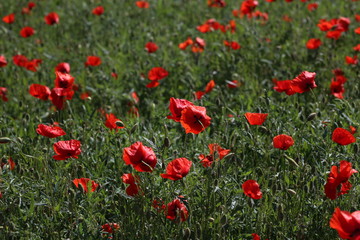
[183,228,191,239]
[163,137,170,148]
[259,126,268,133]
[287,189,297,195]
[130,123,138,134]
[285,155,299,168]
[306,113,317,121]
[216,98,221,106]
[0,137,11,144]
[115,120,125,128]
[208,217,215,222]
[220,215,228,226]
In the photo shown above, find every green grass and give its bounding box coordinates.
[0,0,359,239]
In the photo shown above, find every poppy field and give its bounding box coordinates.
[1,0,360,239]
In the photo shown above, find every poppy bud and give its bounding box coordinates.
[306,112,317,121]
[208,217,215,222]
[220,215,228,226]
[163,137,170,148]
[287,189,297,195]
[183,228,191,239]
[0,137,11,144]
[259,126,269,133]
[151,136,156,145]
[130,123,138,134]
[115,120,125,128]
[285,155,299,168]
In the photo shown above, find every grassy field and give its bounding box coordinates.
[0,0,359,239]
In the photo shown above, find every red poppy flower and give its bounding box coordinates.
[165,198,189,222]
[147,67,168,88]
[330,208,360,240]
[180,105,211,134]
[240,0,258,16]
[128,106,140,118]
[72,178,99,193]
[197,19,222,33]
[152,198,166,212]
[92,6,104,15]
[273,134,294,150]
[101,223,120,234]
[337,17,351,32]
[252,233,261,240]
[28,2,36,9]
[54,71,74,90]
[195,80,215,100]
[349,126,356,134]
[145,42,158,53]
[0,87,8,102]
[53,139,81,160]
[29,84,51,100]
[24,59,42,72]
[354,44,360,51]
[167,98,194,122]
[50,87,73,110]
[192,37,206,53]
[199,143,231,167]
[131,91,139,104]
[2,13,15,24]
[44,12,59,25]
[1,157,16,171]
[80,92,90,100]
[55,62,70,73]
[345,56,358,65]
[20,26,35,38]
[0,55,7,67]
[324,160,357,200]
[332,128,356,145]
[290,71,317,93]
[148,67,168,81]
[282,15,293,22]
[224,40,241,50]
[307,3,318,11]
[136,1,150,8]
[22,7,31,15]
[356,14,360,22]
[121,173,141,196]
[104,113,125,131]
[123,141,157,172]
[245,113,268,125]
[179,37,194,50]
[111,72,118,79]
[306,38,322,49]
[85,56,101,67]
[273,80,296,95]
[330,80,345,99]
[227,80,241,88]
[207,0,226,7]
[160,158,192,181]
[36,124,66,138]
[13,55,28,67]
[355,27,360,35]
[242,180,262,199]
[326,30,342,40]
